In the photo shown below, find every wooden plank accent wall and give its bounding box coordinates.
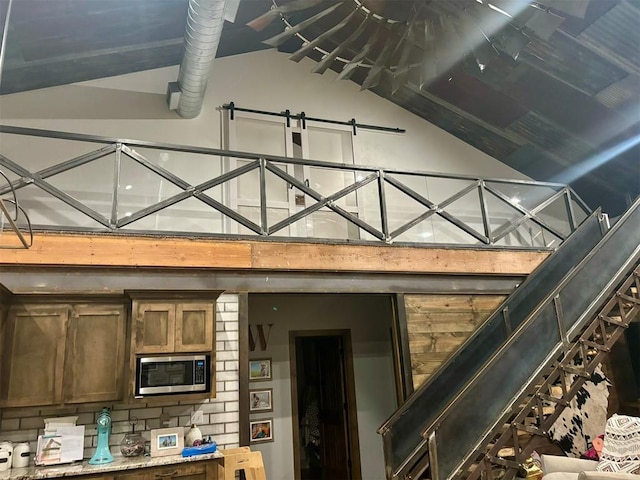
[0,233,549,275]
[405,294,507,389]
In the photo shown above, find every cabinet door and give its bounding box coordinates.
[0,305,68,407]
[134,302,176,353]
[175,303,214,352]
[114,471,150,480]
[153,462,208,480]
[63,304,126,404]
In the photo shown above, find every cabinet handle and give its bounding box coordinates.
[155,470,178,477]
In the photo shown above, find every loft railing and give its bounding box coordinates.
[0,125,591,248]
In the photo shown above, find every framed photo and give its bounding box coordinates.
[250,418,274,443]
[249,358,272,381]
[249,388,273,413]
[150,427,184,457]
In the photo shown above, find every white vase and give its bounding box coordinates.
[185,424,203,447]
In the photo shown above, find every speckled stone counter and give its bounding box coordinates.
[0,452,223,480]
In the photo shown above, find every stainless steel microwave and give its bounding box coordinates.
[135,354,211,397]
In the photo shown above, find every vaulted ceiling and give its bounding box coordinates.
[1,0,638,216]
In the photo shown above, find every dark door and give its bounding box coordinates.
[295,334,355,480]
[317,336,350,479]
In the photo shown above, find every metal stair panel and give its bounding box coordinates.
[379,210,607,479]
[427,197,640,480]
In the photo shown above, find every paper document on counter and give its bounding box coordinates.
[35,425,85,465]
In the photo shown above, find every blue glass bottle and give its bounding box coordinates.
[89,408,114,465]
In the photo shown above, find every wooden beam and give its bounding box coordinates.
[0,233,549,275]
[0,234,252,269]
[251,241,548,275]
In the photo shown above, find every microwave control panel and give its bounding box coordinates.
[195,360,206,384]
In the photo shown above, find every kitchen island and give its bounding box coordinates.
[0,452,223,480]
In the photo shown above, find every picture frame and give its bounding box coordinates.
[150,427,184,457]
[250,418,274,443]
[249,358,272,381]
[249,388,273,413]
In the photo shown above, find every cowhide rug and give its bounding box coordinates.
[548,363,610,457]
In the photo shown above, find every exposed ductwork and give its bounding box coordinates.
[172,0,228,119]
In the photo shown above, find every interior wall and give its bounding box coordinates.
[248,294,397,480]
[0,49,527,181]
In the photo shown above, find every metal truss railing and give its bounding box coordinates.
[467,266,640,480]
[0,167,33,249]
[0,125,591,247]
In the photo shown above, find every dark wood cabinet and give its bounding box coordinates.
[102,459,216,480]
[63,303,127,404]
[0,305,68,407]
[130,298,216,401]
[0,302,127,408]
[134,302,176,354]
[133,301,213,354]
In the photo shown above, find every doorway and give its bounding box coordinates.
[290,330,362,480]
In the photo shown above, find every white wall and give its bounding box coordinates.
[248,294,396,480]
[0,49,526,180]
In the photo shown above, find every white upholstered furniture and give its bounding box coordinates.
[541,455,638,480]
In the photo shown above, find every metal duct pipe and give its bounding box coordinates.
[176,0,228,118]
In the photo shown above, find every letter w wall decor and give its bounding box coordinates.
[249,324,274,351]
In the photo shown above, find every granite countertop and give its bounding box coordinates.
[0,452,224,480]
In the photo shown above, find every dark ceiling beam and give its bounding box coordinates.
[0,39,184,95]
[399,83,625,201]
[556,29,640,78]
[3,38,183,70]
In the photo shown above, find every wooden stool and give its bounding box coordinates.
[219,447,267,480]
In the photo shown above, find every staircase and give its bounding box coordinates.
[379,197,640,480]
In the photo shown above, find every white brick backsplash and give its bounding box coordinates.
[128,407,163,419]
[199,403,225,414]
[225,381,239,392]
[109,410,129,422]
[224,402,239,413]
[39,406,77,416]
[0,408,38,419]
[210,412,238,424]
[208,433,238,446]
[75,413,95,425]
[217,370,239,381]
[225,423,239,434]
[0,294,240,458]
[217,331,238,342]
[20,417,45,430]
[200,423,225,435]
[212,391,238,402]
[224,341,238,351]
[223,321,238,332]
[162,405,193,417]
[145,418,161,430]
[224,361,239,371]
[0,429,38,442]
[0,418,19,431]
[223,302,238,312]
[217,311,237,322]
[110,421,135,435]
[216,351,239,361]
